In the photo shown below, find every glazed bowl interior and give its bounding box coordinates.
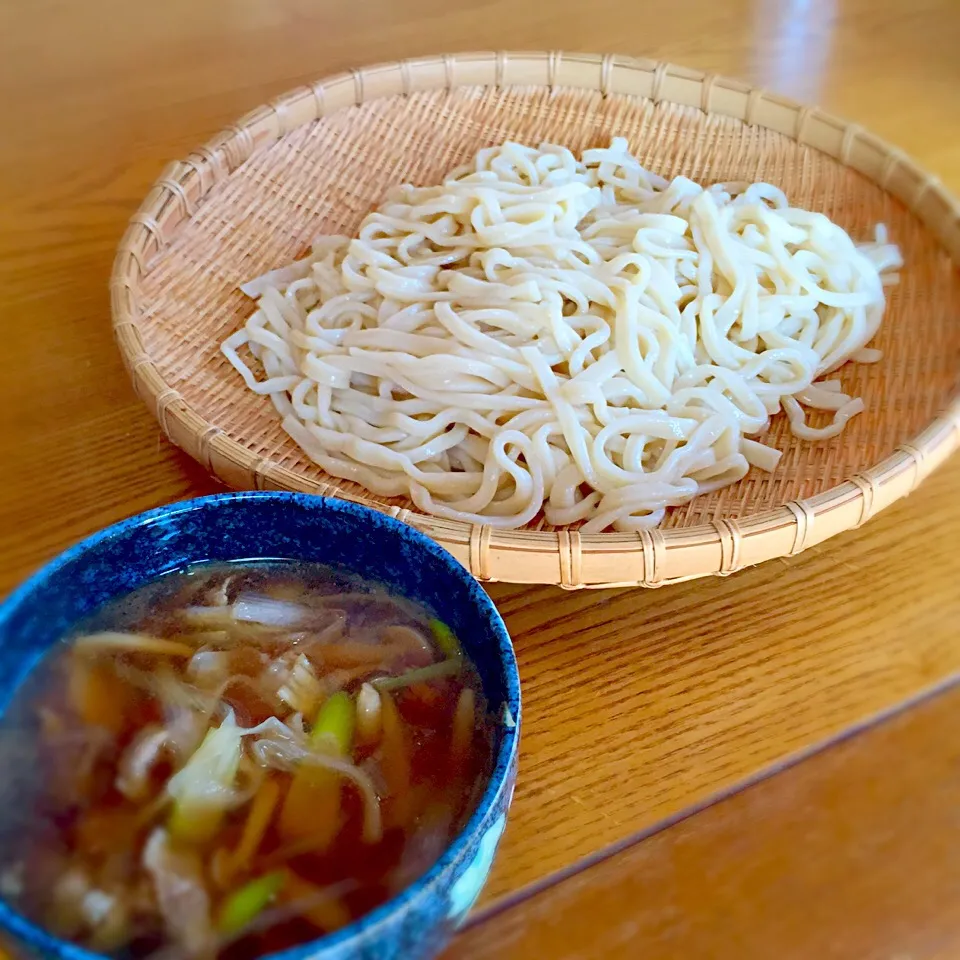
[0,491,520,960]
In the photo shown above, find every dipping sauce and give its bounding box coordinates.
[0,561,494,960]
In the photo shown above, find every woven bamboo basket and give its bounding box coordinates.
[111,52,960,588]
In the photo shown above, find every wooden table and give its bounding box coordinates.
[2,1,959,957]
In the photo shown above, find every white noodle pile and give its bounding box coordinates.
[222,138,902,532]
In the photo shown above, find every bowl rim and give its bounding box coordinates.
[0,490,521,960]
[110,50,960,588]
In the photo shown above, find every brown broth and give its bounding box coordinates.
[0,561,494,960]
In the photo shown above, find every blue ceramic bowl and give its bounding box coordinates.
[0,492,520,960]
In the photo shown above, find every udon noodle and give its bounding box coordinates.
[222,138,902,532]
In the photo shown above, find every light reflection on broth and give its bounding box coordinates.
[0,561,494,960]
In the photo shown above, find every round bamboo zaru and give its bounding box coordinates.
[111,52,960,588]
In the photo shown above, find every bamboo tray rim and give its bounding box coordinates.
[111,51,960,588]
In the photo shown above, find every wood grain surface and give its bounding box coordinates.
[449,679,960,959]
[1,0,959,954]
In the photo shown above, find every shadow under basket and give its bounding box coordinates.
[111,52,960,588]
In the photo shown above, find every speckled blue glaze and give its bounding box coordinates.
[0,492,521,960]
